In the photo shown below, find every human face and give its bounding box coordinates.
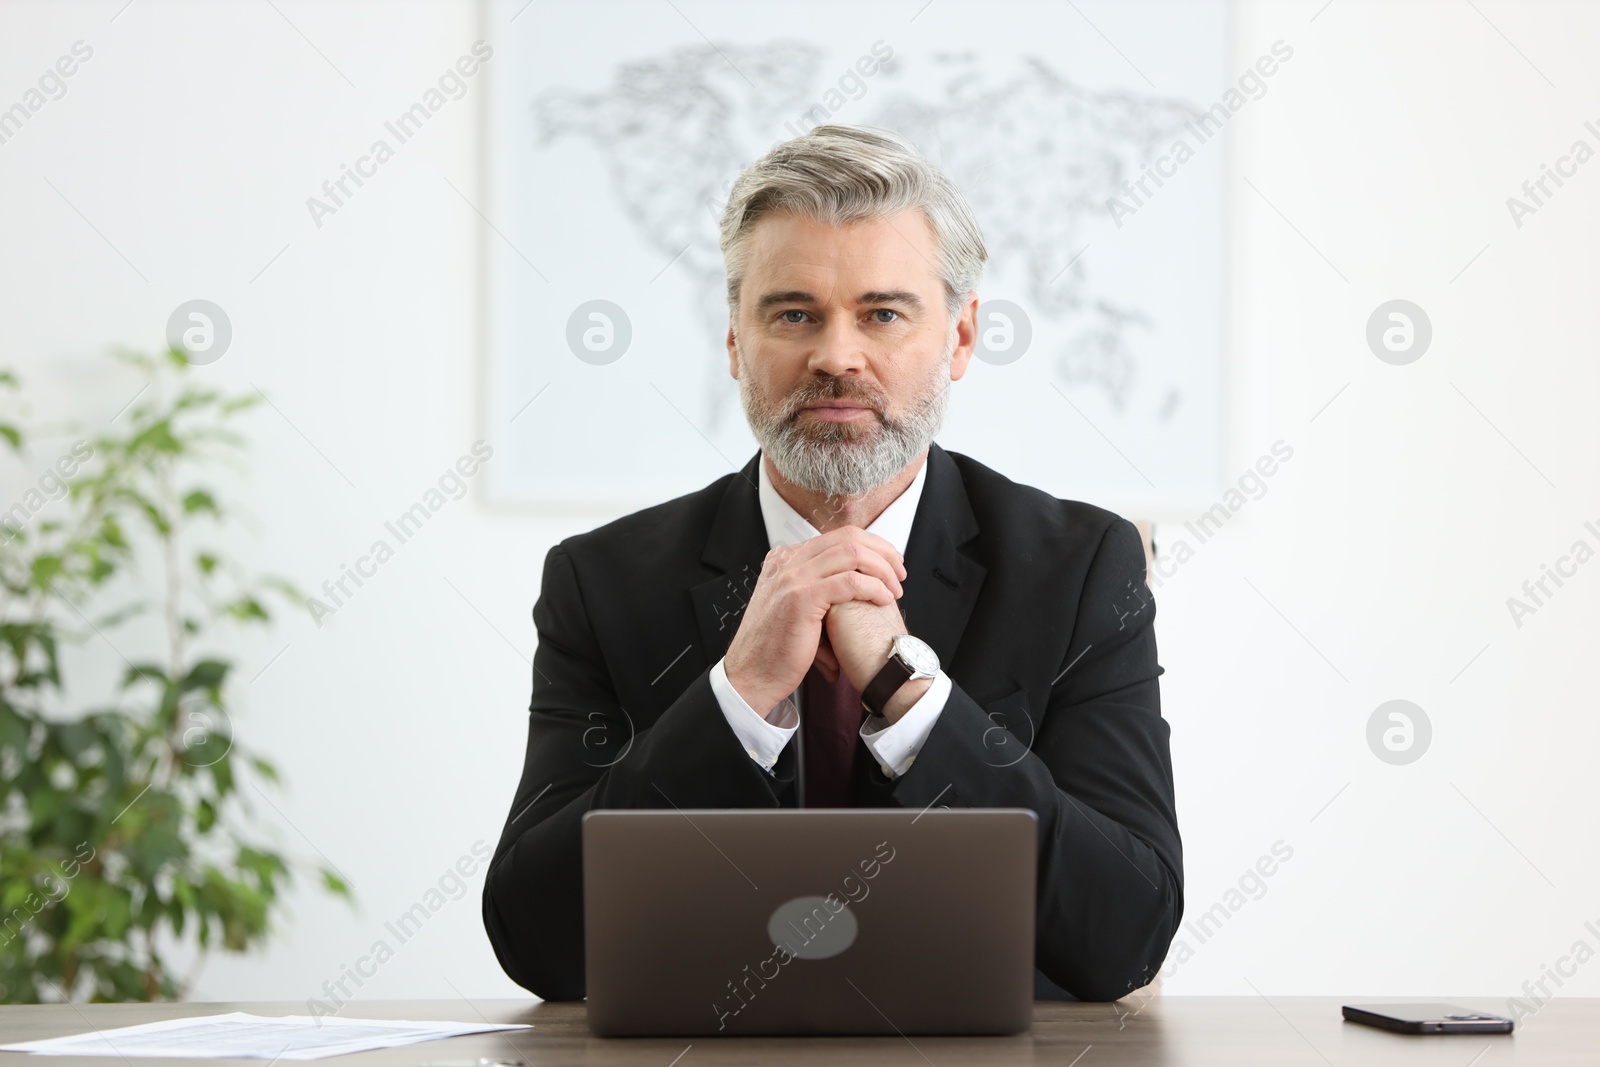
[727,210,977,495]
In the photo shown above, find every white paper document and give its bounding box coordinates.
[0,1012,532,1060]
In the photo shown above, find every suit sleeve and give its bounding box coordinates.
[871,517,1181,1000]
[482,543,796,1001]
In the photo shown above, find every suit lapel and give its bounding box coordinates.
[688,454,768,660]
[896,444,985,669]
[687,444,985,672]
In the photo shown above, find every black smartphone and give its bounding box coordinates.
[1342,1003,1514,1034]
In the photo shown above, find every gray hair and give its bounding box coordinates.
[718,124,988,320]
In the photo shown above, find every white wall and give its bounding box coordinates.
[1,0,1596,1007]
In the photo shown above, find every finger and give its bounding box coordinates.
[815,572,875,611]
[839,527,907,580]
[804,541,904,598]
[826,570,896,608]
[803,526,907,581]
[813,641,840,675]
[834,541,903,597]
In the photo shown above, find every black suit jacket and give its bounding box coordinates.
[483,444,1182,1002]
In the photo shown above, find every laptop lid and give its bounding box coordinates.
[582,808,1037,1036]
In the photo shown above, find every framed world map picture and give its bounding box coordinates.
[479,0,1234,511]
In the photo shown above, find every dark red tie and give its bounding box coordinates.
[801,663,864,807]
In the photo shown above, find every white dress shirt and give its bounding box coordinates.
[708,455,952,782]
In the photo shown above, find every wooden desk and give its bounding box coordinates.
[0,997,1591,1065]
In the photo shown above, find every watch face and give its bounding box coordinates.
[895,634,939,675]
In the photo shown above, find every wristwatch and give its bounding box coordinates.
[860,634,940,717]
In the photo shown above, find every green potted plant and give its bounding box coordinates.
[0,350,350,1002]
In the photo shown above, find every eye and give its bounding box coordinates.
[780,310,809,324]
[870,309,900,324]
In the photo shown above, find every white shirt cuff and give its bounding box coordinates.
[710,657,798,774]
[860,669,951,779]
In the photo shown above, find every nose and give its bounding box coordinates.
[806,310,868,378]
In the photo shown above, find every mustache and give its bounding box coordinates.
[783,375,887,419]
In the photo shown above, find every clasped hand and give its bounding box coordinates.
[723,527,913,722]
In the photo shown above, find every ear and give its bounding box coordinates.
[726,318,739,379]
[947,291,980,382]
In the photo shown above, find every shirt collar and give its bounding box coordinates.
[756,453,929,556]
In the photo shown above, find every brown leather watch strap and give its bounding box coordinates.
[860,652,915,717]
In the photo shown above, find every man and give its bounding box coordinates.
[484,124,1181,1002]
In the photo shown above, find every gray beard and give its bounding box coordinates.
[736,331,954,498]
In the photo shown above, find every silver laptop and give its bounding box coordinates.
[582,808,1037,1036]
